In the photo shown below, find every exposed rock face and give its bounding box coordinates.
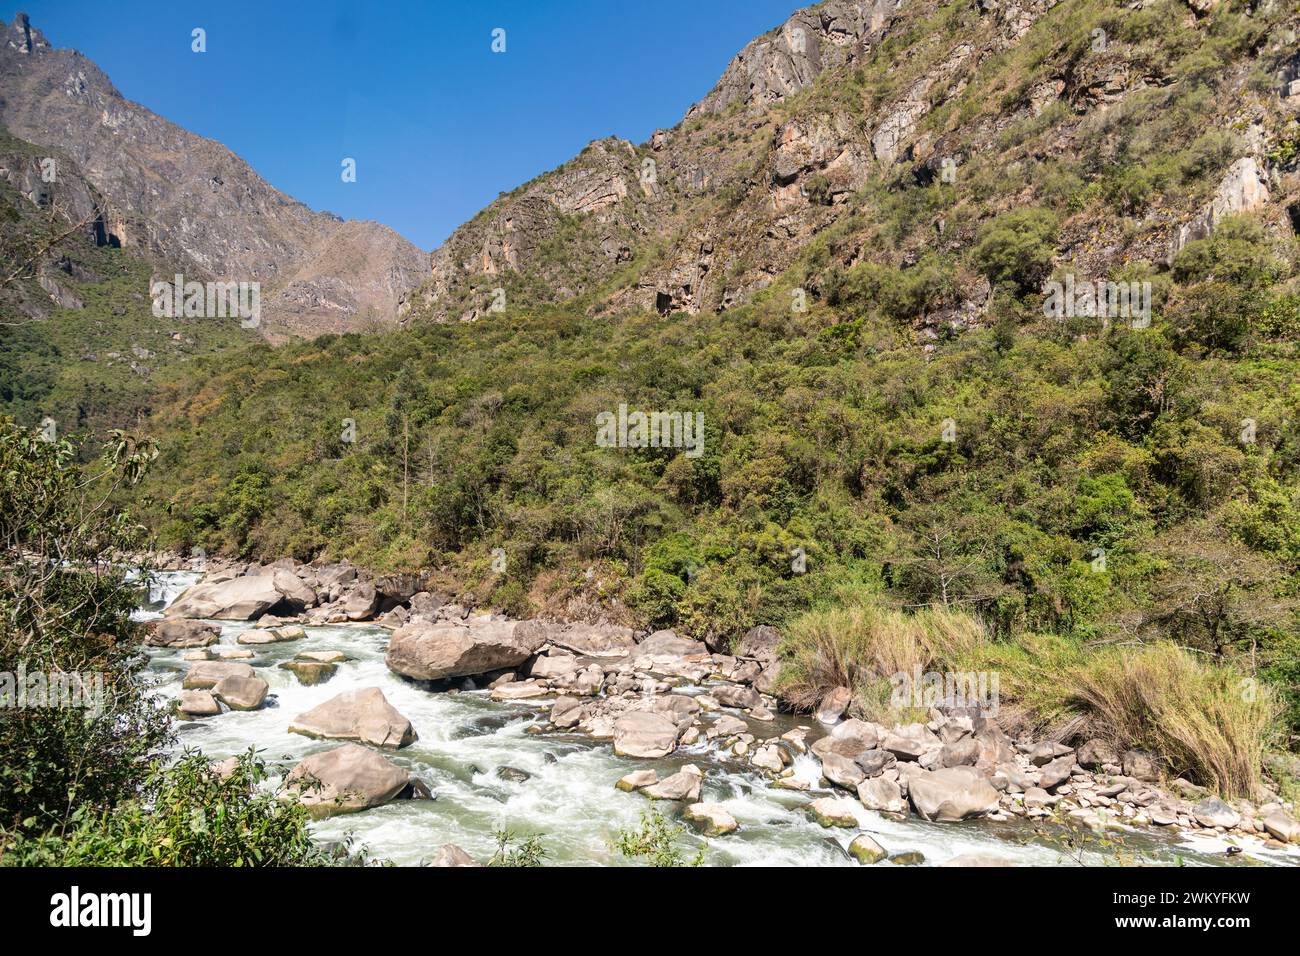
[281,744,412,818]
[289,687,417,749]
[686,0,901,118]
[0,15,427,337]
[385,617,549,681]
[1169,156,1271,259]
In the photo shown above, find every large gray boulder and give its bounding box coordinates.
[542,621,638,658]
[1192,798,1241,830]
[908,767,1000,822]
[736,624,782,663]
[181,660,255,689]
[289,687,417,749]
[613,710,680,758]
[281,744,411,818]
[638,629,707,657]
[641,764,703,801]
[166,575,283,620]
[385,617,549,680]
[178,689,220,718]
[145,618,220,648]
[857,775,906,814]
[212,674,269,711]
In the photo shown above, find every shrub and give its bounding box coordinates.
[0,750,339,866]
[0,420,169,834]
[970,207,1058,293]
[614,807,704,867]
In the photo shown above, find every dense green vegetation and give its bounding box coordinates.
[2,0,1298,798]
[0,420,332,865]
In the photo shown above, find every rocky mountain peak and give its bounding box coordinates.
[6,12,48,56]
[686,0,900,118]
[0,15,426,337]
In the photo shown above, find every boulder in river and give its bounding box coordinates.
[685,802,738,836]
[641,764,703,801]
[281,744,412,818]
[1192,798,1241,829]
[166,574,289,620]
[212,674,269,711]
[428,844,479,867]
[616,769,659,792]
[181,660,255,689]
[820,751,866,790]
[908,767,1000,822]
[289,687,417,749]
[848,833,887,864]
[278,660,338,686]
[1262,811,1300,843]
[807,796,860,828]
[146,618,220,648]
[178,689,221,718]
[711,684,761,710]
[386,617,549,681]
[857,776,906,814]
[612,710,680,758]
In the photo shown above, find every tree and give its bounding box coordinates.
[1141,521,1297,660]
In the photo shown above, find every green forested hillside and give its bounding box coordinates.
[115,0,1300,743]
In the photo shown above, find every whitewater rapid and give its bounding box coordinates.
[139,572,1298,867]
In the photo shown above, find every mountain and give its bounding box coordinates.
[0,12,427,338]
[401,0,1300,332]
[0,124,256,436]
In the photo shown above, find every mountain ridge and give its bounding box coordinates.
[0,12,427,338]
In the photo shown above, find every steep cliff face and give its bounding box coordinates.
[401,0,1300,336]
[0,13,427,337]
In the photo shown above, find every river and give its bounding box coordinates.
[135,571,1300,867]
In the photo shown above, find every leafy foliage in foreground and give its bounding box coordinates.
[1,750,332,866]
[0,420,339,866]
[614,807,705,867]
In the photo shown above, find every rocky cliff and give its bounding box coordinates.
[0,12,427,337]
[400,0,1300,335]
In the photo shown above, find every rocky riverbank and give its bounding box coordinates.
[142,554,1300,863]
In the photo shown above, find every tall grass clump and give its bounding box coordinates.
[1067,643,1282,799]
[778,600,987,720]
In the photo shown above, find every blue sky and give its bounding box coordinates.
[15,0,800,250]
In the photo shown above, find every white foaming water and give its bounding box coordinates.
[143,573,1299,867]
[129,569,201,622]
